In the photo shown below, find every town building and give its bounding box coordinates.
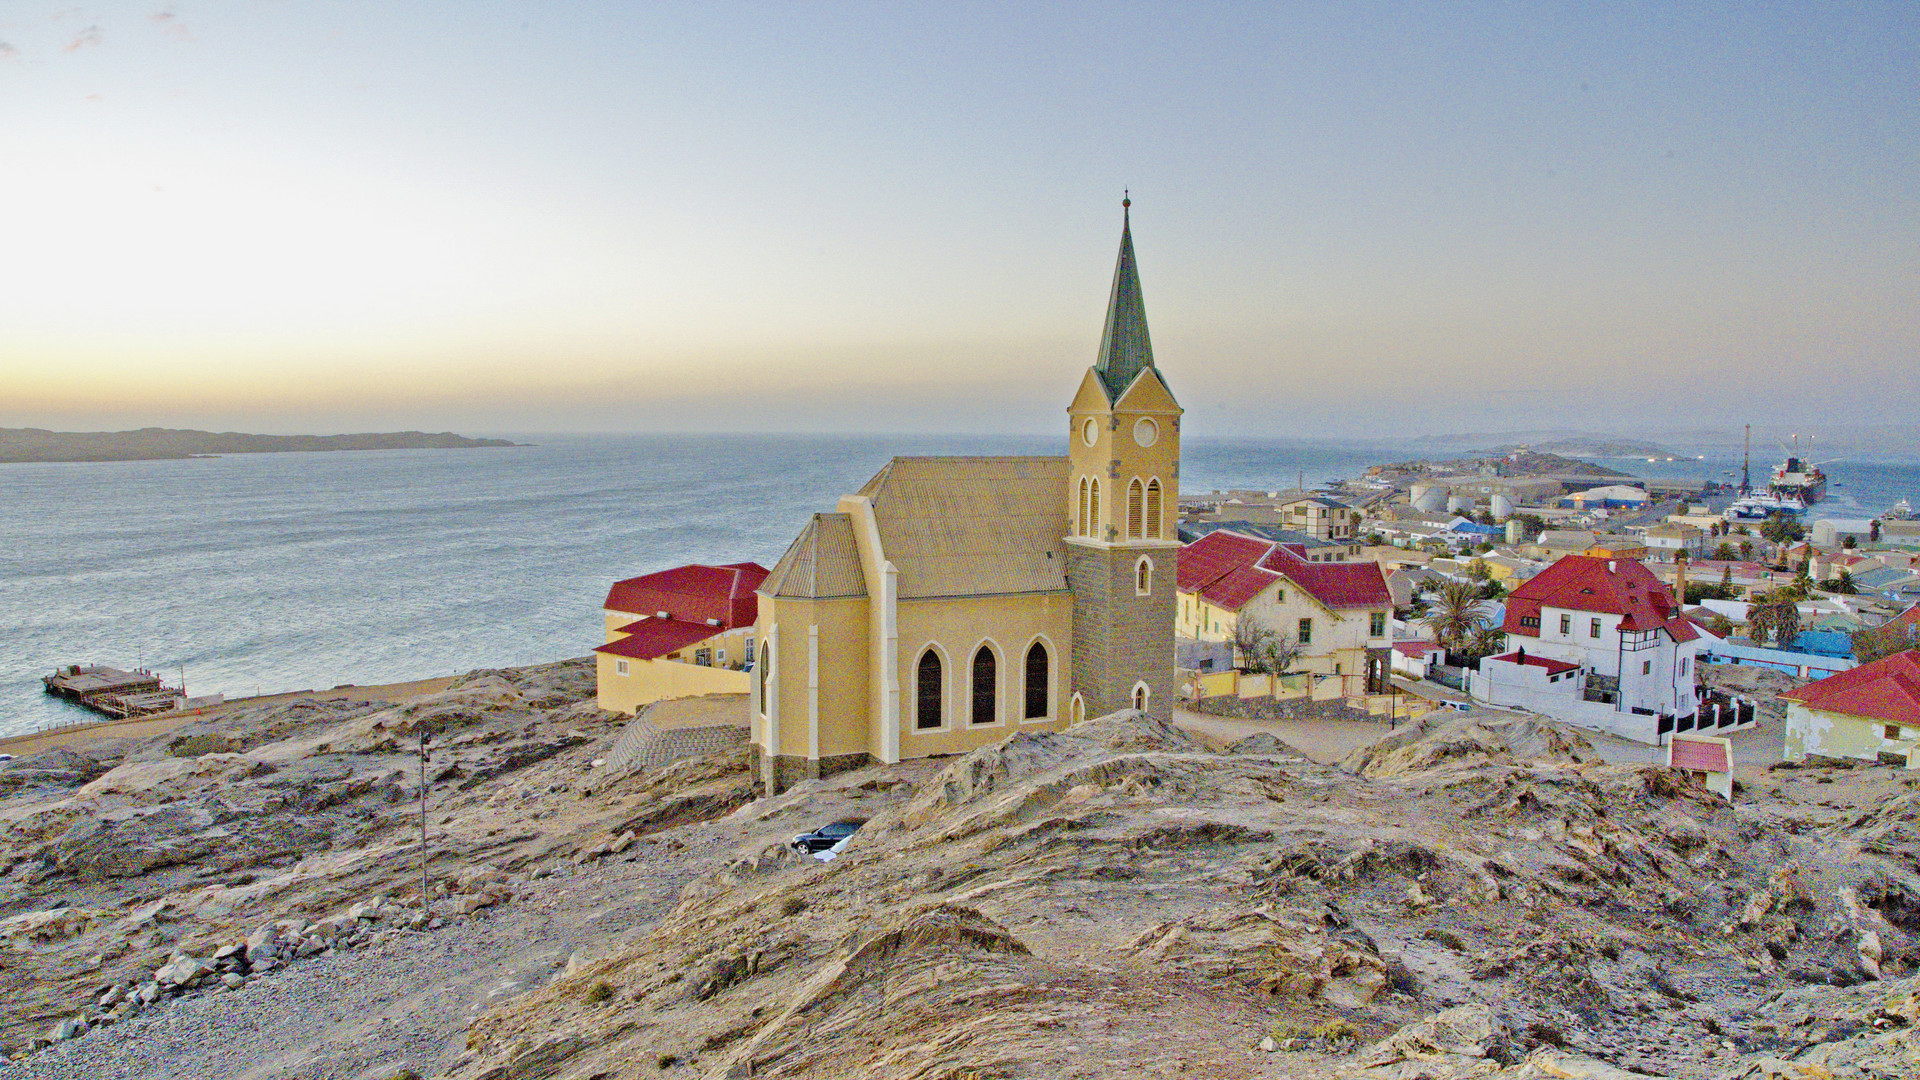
[1179,520,1359,561]
[1518,529,1597,562]
[1585,534,1651,560]
[1640,522,1706,557]
[1470,554,1705,743]
[1781,649,1920,764]
[1273,494,1361,542]
[1175,529,1393,690]
[747,203,1178,792]
[594,562,769,714]
[1567,485,1651,510]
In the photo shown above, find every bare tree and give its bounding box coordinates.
[1253,631,1303,676]
[1228,612,1302,675]
[1229,612,1273,672]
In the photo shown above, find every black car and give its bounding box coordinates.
[790,820,861,854]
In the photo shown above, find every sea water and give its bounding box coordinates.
[4,434,1915,736]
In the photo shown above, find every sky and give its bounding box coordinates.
[2,2,1915,439]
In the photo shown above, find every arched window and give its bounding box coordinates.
[1071,693,1085,725]
[1127,478,1144,539]
[757,642,770,715]
[1077,477,1089,537]
[1146,478,1163,539]
[1088,479,1101,537]
[916,649,943,730]
[1135,556,1153,596]
[971,645,997,725]
[1023,642,1049,719]
[1132,683,1150,713]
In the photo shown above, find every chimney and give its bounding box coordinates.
[1675,554,1688,607]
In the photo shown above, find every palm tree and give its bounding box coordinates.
[1422,579,1485,651]
[1466,622,1508,658]
[1749,593,1801,649]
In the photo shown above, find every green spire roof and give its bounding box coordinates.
[1093,198,1156,402]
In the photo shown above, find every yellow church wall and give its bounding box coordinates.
[752,594,873,767]
[895,591,1074,760]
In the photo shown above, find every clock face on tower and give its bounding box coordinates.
[1132,418,1158,447]
[1082,418,1099,447]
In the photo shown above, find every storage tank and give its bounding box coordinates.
[1447,495,1473,515]
[1410,483,1447,513]
[1490,493,1515,521]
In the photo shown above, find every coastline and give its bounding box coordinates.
[1,674,459,757]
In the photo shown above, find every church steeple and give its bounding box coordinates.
[1093,194,1157,402]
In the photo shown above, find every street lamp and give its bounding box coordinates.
[419,729,431,913]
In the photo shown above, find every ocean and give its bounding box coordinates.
[5,433,1916,736]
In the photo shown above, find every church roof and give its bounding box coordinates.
[762,513,868,599]
[856,456,1070,599]
[1094,201,1159,403]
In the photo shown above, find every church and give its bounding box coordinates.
[749,201,1181,792]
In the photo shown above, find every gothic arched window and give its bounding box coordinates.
[757,642,770,715]
[1023,642,1049,719]
[1127,479,1144,539]
[916,649,943,730]
[1078,477,1089,537]
[971,645,997,725]
[1146,478,1163,539]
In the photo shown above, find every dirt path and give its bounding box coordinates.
[1,828,730,1080]
[1,677,457,758]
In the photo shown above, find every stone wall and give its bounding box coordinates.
[753,748,872,795]
[603,712,746,781]
[1066,543,1177,721]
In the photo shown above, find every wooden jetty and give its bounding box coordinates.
[43,665,184,719]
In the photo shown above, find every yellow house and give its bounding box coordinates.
[750,200,1181,792]
[594,562,769,715]
[1175,530,1393,686]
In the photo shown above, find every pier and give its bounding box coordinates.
[42,664,183,720]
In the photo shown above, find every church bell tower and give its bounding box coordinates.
[1065,197,1181,722]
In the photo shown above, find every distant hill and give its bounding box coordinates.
[1481,437,1682,459]
[0,427,522,463]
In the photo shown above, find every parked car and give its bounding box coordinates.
[790,820,862,854]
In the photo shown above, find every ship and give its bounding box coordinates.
[1725,493,1806,522]
[1766,435,1827,505]
[1887,498,1915,521]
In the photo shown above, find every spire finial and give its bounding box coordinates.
[1123,189,1130,212]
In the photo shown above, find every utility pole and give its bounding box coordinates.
[419,729,431,912]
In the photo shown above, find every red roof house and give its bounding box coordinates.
[1504,555,1698,642]
[1178,530,1391,613]
[1780,649,1920,726]
[597,562,769,663]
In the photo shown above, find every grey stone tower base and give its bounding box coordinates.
[1066,542,1177,721]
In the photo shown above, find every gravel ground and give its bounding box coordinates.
[0,830,733,1080]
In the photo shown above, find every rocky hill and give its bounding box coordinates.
[1,666,1916,1078]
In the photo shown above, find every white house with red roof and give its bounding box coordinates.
[1470,554,1706,743]
[594,562,769,714]
[1781,649,1920,765]
[1176,530,1393,690]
